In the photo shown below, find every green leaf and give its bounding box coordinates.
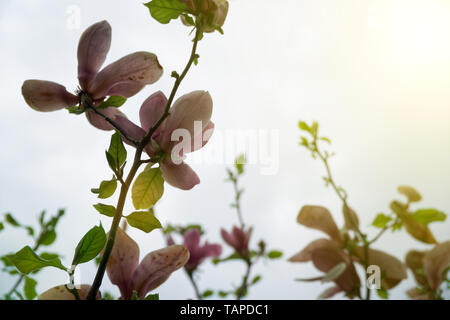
[0,222,4,231]
[144,0,189,24]
[107,131,127,170]
[93,203,116,218]
[72,224,107,266]
[145,293,160,300]
[298,121,312,133]
[24,277,37,300]
[411,209,447,225]
[98,96,127,109]
[267,250,283,259]
[397,186,422,203]
[251,275,262,285]
[202,290,214,298]
[25,226,34,237]
[218,291,229,298]
[66,106,85,115]
[10,246,66,274]
[131,166,164,210]
[39,230,56,246]
[97,178,118,199]
[5,213,20,227]
[235,154,246,175]
[126,209,162,233]
[372,213,392,229]
[377,288,389,299]
[39,252,60,261]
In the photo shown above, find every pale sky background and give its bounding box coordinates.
[0,0,449,300]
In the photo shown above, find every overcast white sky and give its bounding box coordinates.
[1,0,449,299]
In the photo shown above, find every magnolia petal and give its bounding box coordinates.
[85,107,126,131]
[114,116,146,145]
[190,121,215,153]
[77,20,111,90]
[405,250,428,286]
[160,160,200,190]
[183,229,201,252]
[38,284,100,300]
[201,243,222,258]
[139,91,168,132]
[342,204,359,231]
[106,228,140,300]
[131,245,189,299]
[354,247,407,289]
[89,52,163,99]
[22,80,78,112]
[406,287,432,300]
[318,286,343,299]
[161,91,213,150]
[404,215,437,244]
[297,206,342,242]
[289,238,337,263]
[221,228,239,250]
[423,241,450,290]
[311,247,360,295]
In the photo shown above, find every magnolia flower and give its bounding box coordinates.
[106,228,189,300]
[38,285,100,300]
[182,229,222,271]
[221,226,253,257]
[180,0,229,32]
[114,90,214,190]
[406,241,450,299]
[289,205,407,299]
[21,20,163,130]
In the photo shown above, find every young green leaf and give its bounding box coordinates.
[0,222,4,231]
[107,131,127,170]
[144,0,189,24]
[267,250,283,259]
[5,213,20,227]
[72,224,107,266]
[97,96,127,109]
[9,246,66,274]
[411,209,447,225]
[377,288,389,299]
[251,275,262,285]
[144,293,160,300]
[202,290,214,298]
[372,213,392,229]
[39,230,57,246]
[97,178,118,199]
[24,277,38,300]
[235,154,246,175]
[131,166,164,210]
[93,203,116,218]
[126,209,162,233]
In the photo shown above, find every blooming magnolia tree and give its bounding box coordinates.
[290,121,450,300]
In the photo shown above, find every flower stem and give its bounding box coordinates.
[236,258,252,300]
[186,269,202,300]
[86,27,202,300]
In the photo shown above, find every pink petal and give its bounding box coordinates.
[77,20,111,91]
[38,284,100,300]
[131,245,189,299]
[318,286,342,299]
[22,80,78,112]
[423,241,450,290]
[106,228,140,300]
[190,121,215,153]
[201,243,222,258]
[289,238,338,263]
[88,52,163,99]
[297,206,342,242]
[85,107,126,131]
[161,91,213,150]
[160,160,200,190]
[311,247,360,295]
[221,228,239,249]
[183,229,201,252]
[139,91,168,132]
[114,116,146,145]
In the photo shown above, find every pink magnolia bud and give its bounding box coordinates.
[221,226,252,257]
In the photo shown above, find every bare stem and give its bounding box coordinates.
[186,270,202,300]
